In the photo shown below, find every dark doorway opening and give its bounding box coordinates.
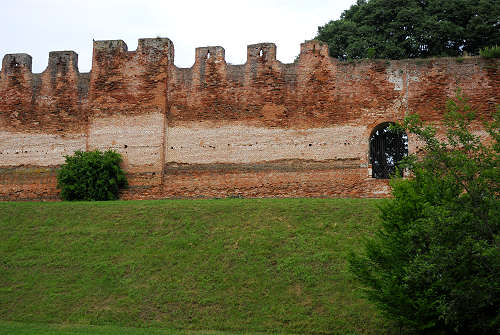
[369,122,408,179]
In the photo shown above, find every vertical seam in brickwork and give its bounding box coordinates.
[87,59,95,152]
[85,115,90,151]
[161,108,168,187]
[404,64,409,117]
[160,68,168,187]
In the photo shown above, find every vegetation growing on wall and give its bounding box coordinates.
[480,45,500,59]
[317,0,500,60]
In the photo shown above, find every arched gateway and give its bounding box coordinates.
[369,123,408,179]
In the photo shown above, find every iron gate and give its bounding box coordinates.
[369,123,408,179]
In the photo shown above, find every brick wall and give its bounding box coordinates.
[0,38,498,200]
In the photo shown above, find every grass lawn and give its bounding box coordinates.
[0,198,395,335]
[0,320,289,335]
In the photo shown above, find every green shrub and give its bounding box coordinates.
[349,93,500,334]
[480,45,500,58]
[57,150,127,201]
[366,48,376,59]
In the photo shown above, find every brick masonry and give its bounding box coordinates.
[0,38,498,200]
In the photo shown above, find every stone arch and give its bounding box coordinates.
[369,122,408,179]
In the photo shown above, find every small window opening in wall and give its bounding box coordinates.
[369,122,408,179]
[124,144,127,148]
[259,48,263,57]
[207,50,211,59]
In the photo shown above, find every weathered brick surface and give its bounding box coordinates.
[0,38,498,200]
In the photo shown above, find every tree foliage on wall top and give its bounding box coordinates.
[316,0,500,60]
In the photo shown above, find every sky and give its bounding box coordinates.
[0,0,356,73]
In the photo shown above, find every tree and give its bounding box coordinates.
[316,0,500,60]
[57,150,127,201]
[349,93,499,334]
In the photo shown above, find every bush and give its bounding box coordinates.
[349,93,499,334]
[480,45,500,58]
[57,150,127,201]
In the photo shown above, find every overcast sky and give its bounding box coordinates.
[0,0,356,72]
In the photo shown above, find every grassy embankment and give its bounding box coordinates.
[0,198,396,335]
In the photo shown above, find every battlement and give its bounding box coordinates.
[2,37,497,95]
[47,51,79,75]
[1,51,82,77]
[1,53,32,74]
[137,37,174,63]
[247,43,277,63]
[93,39,128,54]
[300,40,329,57]
[195,46,225,63]
[92,38,174,63]
[0,38,335,79]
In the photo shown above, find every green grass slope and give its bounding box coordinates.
[0,199,394,335]
[0,320,283,335]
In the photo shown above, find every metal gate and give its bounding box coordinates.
[369,123,408,179]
